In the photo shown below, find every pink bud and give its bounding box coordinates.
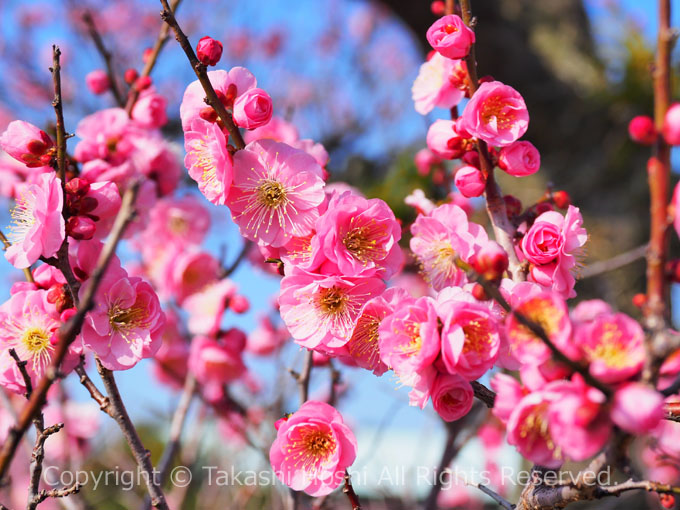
[232,88,273,129]
[134,75,152,92]
[611,383,664,434]
[454,165,485,197]
[426,14,475,60]
[628,115,656,145]
[229,294,250,314]
[66,216,96,241]
[552,190,571,209]
[142,47,153,63]
[471,241,508,280]
[65,177,90,197]
[426,119,464,159]
[85,69,110,95]
[430,1,445,16]
[196,36,224,66]
[414,148,441,176]
[663,103,680,145]
[0,120,54,168]
[124,68,139,84]
[498,140,541,177]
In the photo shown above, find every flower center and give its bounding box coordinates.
[481,95,516,130]
[108,304,149,338]
[167,214,188,234]
[584,322,629,368]
[257,179,287,208]
[462,318,492,354]
[348,314,382,364]
[22,327,51,356]
[518,403,561,458]
[304,429,335,458]
[444,24,458,34]
[318,287,347,315]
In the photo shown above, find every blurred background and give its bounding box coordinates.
[0,0,679,508]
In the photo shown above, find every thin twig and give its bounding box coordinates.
[30,482,81,506]
[49,46,67,186]
[581,244,647,278]
[125,0,182,115]
[469,483,515,509]
[342,471,362,510]
[290,350,314,405]
[471,381,496,408]
[8,349,32,399]
[75,358,111,415]
[82,12,125,107]
[158,0,246,149]
[221,241,250,278]
[28,423,64,510]
[0,182,140,480]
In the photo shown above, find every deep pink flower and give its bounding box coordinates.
[313,191,403,278]
[346,294,393,376]
[233,88,273,129]
[151,308,189,389]
[154,249,220,304]
[0,120,54,168]
[454,165,485,198]
[431,373,474,422]
[279,270,385,350]
[498,141,540,177]
[85,69,110,95]
[183,279,238,336]
[459,81,529,147]
[180,67,256,130]
[227,139,325,247]
[0,289,79,394]
[410,203,488,291]
[269,401,357,496]
[491,373,526,424]
[574,312,645,384]
[196,36,223,66]
[611,382,664,434]
[6,172,65,268]
[184,118,233,205]
[243,116,300,145]
[132,88,168,128]
[80,270,165,370]
[412,53,466,115]
[426,119,465,159]
[140,195,211,251]
[188,335,246,401]
[425,15,475,59]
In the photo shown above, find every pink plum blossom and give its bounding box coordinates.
[269,401,357,496]
[414,148,441,176]
[490,373,527,424]
[74,108,137,164]
[140,195,211,250]
[412,53,466,115]
[426,14,475,59]
[233,88,273,129]
[459,81,529,147]
[663,103,680,145]
[6,172,64,268]
[426,119,465,159]
[243,116,300,145]
[405,189,436,215]
[291,139,329,168]
[183,279,238,337]
[611,383,664,435]
[227,139,325,247]
[80,271,165,370]
[85,69,110,95]
[0,120,54,167]
[454,165,486,198]
[410,203,488,291]
[345,294,393,376]
[132,88,168,129]
[498,141,540,177]
[279,270,385,350]
[246,316,289,356]
[188,335,246,401]
[313,191,403,278]
[183,118,233,205]
[431,373,474,422]
[151,308,189,389]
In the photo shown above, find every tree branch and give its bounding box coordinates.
[82,12,125,107]
[581,244,647,279]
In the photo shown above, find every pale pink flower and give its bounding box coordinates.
[459,81,529,147]
[346,294,393,376]
[132,87,168,129]
[313,191,403,278]
[412,53,466,115]
[519,358,572,391]
[279,270,385,350]
[454,165,485,198]
[410,203,488,291]
[188,335,246,401]
[426,14,475,59]
[505,291,575,365]
[378,296,440,383]
[74,108,137,164]
[227,140,325,247]
[155,249,220,304]
[183,279,238,337]
[184,118,233,205]
[246,315,289,356]
[570,299,612,325]
[243,116,300,145]
[43,400,100,461]
[523,205,587,298]
[6,172,64,268]
[140,195,211,250]
[405,189,436,215]
[233,88,273,129]
[431,373,474,422]
[0,151,52,199]
[611,383,664,434]
[151,308,189,389]
[498,141,540,177]
[85,69,110,95]
[291,139,329,169]
[80,271,165,370]
[414,148,441,176]
[439,297,500,380]
[0,289,79,394]
[180,67,257,131]
[426,119,465,159]
[0,120,54,167]
[270,401,357,497]
[574,312,644,384]
[86,181,123,240]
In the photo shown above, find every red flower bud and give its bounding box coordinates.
[142,47,153,64]
[471,283,490,301]
[430,1,445,15]
[628,115,656,145]
[229,294,250,314]
[632,293,647,308]
[65,177,90,197]
[134,75,152,92]
[124,68,139,85]
[471,241,509,281]
[660,494,675,509]
[66,216,96,241]
[199,107,219,123]
[552,190,571,209]
[196,36,224,66]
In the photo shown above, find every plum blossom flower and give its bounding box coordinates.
[269,401,357,496]
[6,172,64,268]
[431,373,474,422]
[227,139,325,247]
[246,315,289,356]
[188,335,246,401]
[85,70,110,95]
[426,119,466,159]
[183,279,238,336]
[345,293,394,376]
[74,108,137,165]
[243,116,300,145]
[574,312,645,384]
[184,118,233,205]
[132,88,168,129]
[498,141,540,177]
[611,383,664,435]
[0,120,54,167]
[279,270,385,350]
[0,289,79,394]
[313,191,403,278]
[459,81,529,147]
[81,271,165,370]
[426,14,475,59]
[412,53,466,115]
[414,148,441,176]
[233,88,273,129]
[454,165,485,198]
[410,203,487,291]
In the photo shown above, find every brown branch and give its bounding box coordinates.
[645,0,673,329]
[75,358,111,415]
[0,182,140,480]
[82,12,125,107]
[125,0,182,115]
[28,423,64,510]
[471,380,496,408]
[50,46,67,186]
[581,244,647,279]
[95,358,169,510]
[290,349,314,405]
[221,241,250,278]
[8,349,32,399]
[469,483,515,509]
[342,471,362,510]
[30,482,81,507]
[158,0,246,150]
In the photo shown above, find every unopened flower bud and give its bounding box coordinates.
[124,68,139,84]
[229,294,250,314]
[551,190,571,209]
[142,47,153,64]
[471,283,489,301]
[471,241,509,281]
[454,165,485,198]
[632,293,647,308]
[0,121,55,168]
[65,177,90,197]
[197,36,224,66]
[134,75,152,92]
[85,69,110,95]
[430,1,445,15]
[628,115,656,145]
[199,107,218,123]
[66,216,96,241]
